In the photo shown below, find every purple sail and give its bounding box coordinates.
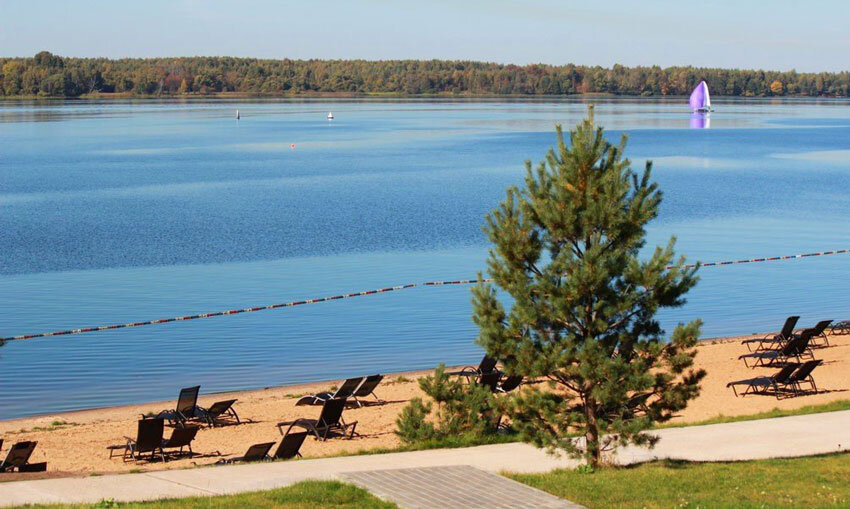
[689,81,711,111]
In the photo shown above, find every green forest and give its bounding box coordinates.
[2,51,849,98]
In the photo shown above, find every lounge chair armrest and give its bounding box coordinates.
[277,419,311,435]
[446,366,478,376]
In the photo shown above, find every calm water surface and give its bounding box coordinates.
[1,98,849,419]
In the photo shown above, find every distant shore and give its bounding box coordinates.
[3,92,849,101]
[0,91,622,101]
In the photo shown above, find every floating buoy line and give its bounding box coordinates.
[2,248,848,343]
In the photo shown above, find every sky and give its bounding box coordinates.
[1,0,847,72]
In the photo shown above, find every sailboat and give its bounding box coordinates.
[327,112,334,120]
[689,81,713,113]
[236,109,240,120]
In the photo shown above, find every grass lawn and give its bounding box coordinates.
[657,398,850,429]
[511,452,850,509]
[341,399,850,458]
[23,481,395,509]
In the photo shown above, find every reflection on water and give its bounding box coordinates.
[689,113,710,129]
[1,98,850,419]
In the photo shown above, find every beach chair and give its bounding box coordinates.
[802,320,833,348]
[726,362,799,398]
[447,355,500,382]
[161,426,199,459]
[828,320,850,335]
[477,371,502,392]
[277,398,358,441]
[120,418,166,462]
[198,399,241,427]
[742,316,799,352]
[272,431,308,460]
[295,377,364,406]
[155,386,203,427]
[738,330,814,368]
[788,359,822,395]
[216,442,276,464]
[496,375,524,393]
[600,393,653,420]
[351,374,384,407]
[0,441,45,473]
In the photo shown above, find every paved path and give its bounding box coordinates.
[1,410,848,507]
[342,465,581,509]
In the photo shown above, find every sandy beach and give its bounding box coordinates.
[1,332,848,479]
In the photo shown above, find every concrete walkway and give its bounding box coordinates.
[1,410,848,507]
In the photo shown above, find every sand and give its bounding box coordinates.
[1,332,848,479]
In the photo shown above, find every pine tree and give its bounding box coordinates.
[472,106,706,467]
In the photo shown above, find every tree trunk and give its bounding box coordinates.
[584,396,601,467]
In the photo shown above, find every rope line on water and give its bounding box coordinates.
[2,248,848,343]
[0,284,416,342]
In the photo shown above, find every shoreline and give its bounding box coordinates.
[0,365,445,427]
[1,331,847,478]
[0,333,752,424]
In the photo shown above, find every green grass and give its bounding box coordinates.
[19,480,395,509]
[345,399,850,458]
[12,420,80,434]
[511,452,850,508]
[330,400,850,459]
[657,399,850,429]
[324,430,519,459]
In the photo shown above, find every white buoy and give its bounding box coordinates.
[327,112,334,120]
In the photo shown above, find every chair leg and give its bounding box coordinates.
[304,423,321,441]
[802,377,818,394]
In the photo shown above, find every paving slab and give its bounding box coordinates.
[342,465,583,509]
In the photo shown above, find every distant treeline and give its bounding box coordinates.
[2,51,849,98]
